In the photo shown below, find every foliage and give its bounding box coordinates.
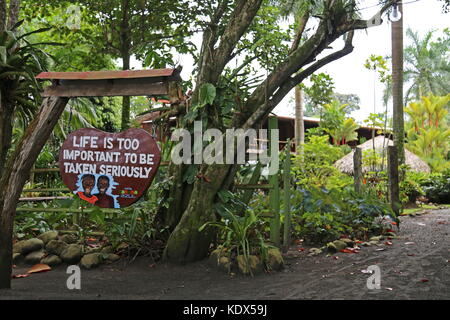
[399,167,427,204]
[199,190,272,274]
[403,28,450,103]
[291,135,352,190]
[291,186,396,244]
[405,94,450,172]
[0,22,53,127]
[320,100,359,146]
[332,92,360,114]
[302,72,335,117]
[421,168,450,204]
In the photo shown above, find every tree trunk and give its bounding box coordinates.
[7,0,20,30]
[0,0,6,32]
[120,0,131,131]
[121,58,131,130]
[294,86,304,155]
[0,97,69,289]
[163,164,231,263]
[391,3,405,165]
[0,91,13,177]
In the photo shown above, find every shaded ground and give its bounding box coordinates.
[1,209,449,300]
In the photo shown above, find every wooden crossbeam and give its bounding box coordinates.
[43,79,169,97]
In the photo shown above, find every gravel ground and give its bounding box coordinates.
[0,209,449,300]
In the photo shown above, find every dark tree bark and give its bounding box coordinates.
[0,97,69,289]
[0,91,13,177]
[7,0,20,30]
[120,0,131,131]
[0,0,6,32]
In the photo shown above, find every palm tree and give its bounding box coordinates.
[403,28,450,103]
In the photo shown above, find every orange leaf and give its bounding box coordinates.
[340,249,358,254]
[384,241,393,245]
[12,274,30,279]
[391,222,397,225]
[27,263,51,274]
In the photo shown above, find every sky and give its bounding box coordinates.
[131,0,449,124]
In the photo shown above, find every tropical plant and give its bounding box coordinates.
[405,94,450,172]
[403,28,450,103]
[0,21,58,171]
[291,135,352,190]
[320,100,360,146]
[292,186,397,244]
[199,190,271,275]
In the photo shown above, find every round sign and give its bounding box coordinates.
[59,128,161,208]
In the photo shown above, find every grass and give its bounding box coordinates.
[401,204,450,216]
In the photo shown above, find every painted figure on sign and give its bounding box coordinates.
[77,174,98,204]
[94,175,115,208]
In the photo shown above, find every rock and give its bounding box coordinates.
[327,240,347,253]
[13,240,26,254]
[38,231,59,245]
[19,238,44,255]
[308,248,322,256]
[60,234,78,244]
[80,253,103,269]
[24,250,46,265]
[341,238,354,247]
[266,248,284,271]
[105,254,120,262]
[217,256,232,273]
[369,240,379,246]
[101,246,114,254]
[60,244,83,264]
[46,240,68,256]
[209,246,228,267]
[237,255,263,275]
[41,255,62,267]
[13,253,23,264]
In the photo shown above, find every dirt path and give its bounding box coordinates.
[1,209,449,300]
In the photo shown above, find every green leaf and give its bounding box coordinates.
[0,46,6,64]
[183,165,198,184]
[198,83,216,108]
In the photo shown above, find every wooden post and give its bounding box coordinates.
[0,97,69,289]
[268,116,280,246]
[353,147,362,193]
[388,146,401,216]
[282,140,291,252]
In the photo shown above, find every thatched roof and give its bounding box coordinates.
[334,136,431,174]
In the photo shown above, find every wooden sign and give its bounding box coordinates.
[59,128,161,208]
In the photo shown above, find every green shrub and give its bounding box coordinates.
[291,186,396,244]
[421,168,450,203]
[292,136,352,190]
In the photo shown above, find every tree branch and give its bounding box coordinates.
[243,30,355,129]
[289,12,310,54]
